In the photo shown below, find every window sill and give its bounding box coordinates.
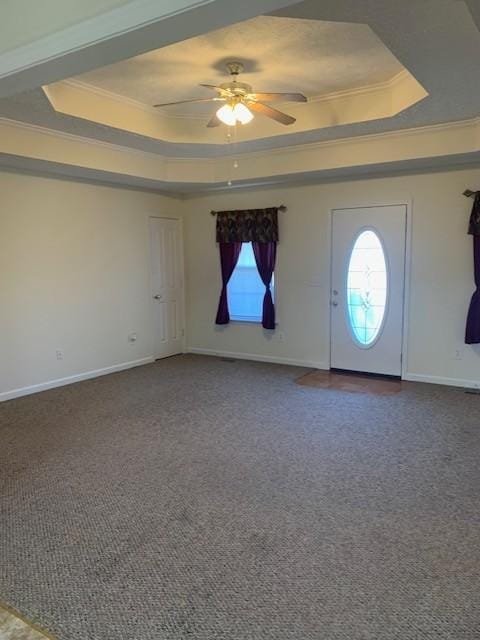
[230,317,262,324]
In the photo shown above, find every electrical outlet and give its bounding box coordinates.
[128,332,137,343]
[454,348,463,361]
[55,349,63,360]
[277,331,285,342]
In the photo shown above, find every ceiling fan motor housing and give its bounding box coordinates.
[220,81,252,97]
[226,61,244,77]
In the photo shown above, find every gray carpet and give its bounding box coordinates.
[1,355,479,640]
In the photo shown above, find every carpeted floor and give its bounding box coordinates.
[1,354,479,639]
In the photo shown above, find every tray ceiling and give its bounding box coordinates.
[73,16,404,117]
[39,14,426,146]
[0,0,479,195]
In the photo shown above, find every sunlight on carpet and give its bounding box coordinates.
[296,369,402,395]
[0,605,55,640]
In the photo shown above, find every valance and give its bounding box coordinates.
[215,207,279,243]
[468,192,480,236]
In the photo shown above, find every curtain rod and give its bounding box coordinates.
[210,205,287,216]
[464,189,479,199]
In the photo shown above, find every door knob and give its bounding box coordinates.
[153,294,162,300]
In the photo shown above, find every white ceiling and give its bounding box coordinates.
[0,0,475,159]
[74,16,404,116]
[0,0,480,195]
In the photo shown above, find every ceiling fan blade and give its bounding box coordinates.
[200,83,234,96]
[153,97,224,107]
[248,92,307,103]
[206,113,222,128]
[247,101,296,125]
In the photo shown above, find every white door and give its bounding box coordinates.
[149,217,184,359]
[330,205,407,376]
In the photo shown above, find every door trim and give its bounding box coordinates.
[327,200,412,380]
[149,215,186,357]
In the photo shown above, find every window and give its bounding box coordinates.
[346,229,387,347]
[228,243,274,322]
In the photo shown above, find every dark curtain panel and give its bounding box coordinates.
[465,235,480,344]
[215,242,242,325]
[252,241,277,329]
[466,194,480,343]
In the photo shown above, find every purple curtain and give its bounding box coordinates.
[465,193,480,344]
[252,241,277,330]
[465,235,480,344]
[215,242,242,324]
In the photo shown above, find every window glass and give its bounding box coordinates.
[347,230,387,346]
[229,243,274,322]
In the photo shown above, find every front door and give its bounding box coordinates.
[149,217,184,359]
[330,205,407,376]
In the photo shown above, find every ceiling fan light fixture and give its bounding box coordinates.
[233,102,254,124]
[216,103,237,126]
[216,101,254,126]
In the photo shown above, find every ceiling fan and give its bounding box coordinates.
[153,61,307,127]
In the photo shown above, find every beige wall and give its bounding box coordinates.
[0,171,182,399]
[2,165,479,400]
[183,168,480,387]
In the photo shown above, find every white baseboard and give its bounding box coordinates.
[187,347,329,370]
[403,372,480,389]
[188,349,480,389]
[3,353,476,403]
[0,356,155,402]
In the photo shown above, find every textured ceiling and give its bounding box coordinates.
[0,0,479,161]
[74,16,404,116]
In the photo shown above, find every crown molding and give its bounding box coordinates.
[231,116,480,162]
[60,79,207,122]
[61,69,414,120]
[306,69,411,105]
[0,0,215,79]
[43,63,427,147]
[0,117,167,160]
[2,113,479,163]
[1,114,479,193]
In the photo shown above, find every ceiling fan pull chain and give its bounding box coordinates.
[226,126,233,186]
[226,123,239,186]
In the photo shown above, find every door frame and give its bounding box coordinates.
[327,200,412,380]
[148,215,187,357]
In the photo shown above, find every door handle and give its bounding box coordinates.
[331,300,339,307]
[153,294,163,300]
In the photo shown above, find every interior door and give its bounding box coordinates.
[330,205,407,376]
[149,217,184,359]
